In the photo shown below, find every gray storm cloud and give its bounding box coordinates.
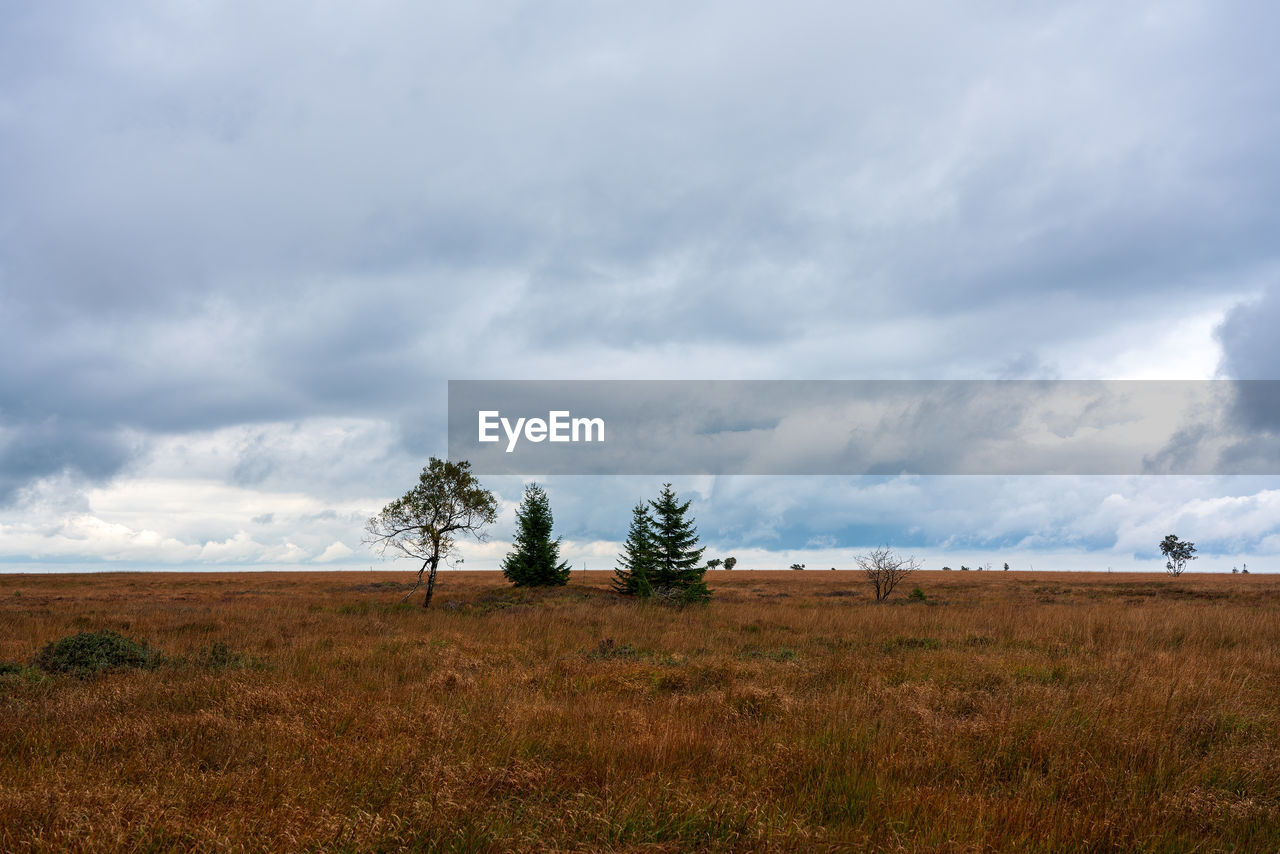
[1,2,1279,564]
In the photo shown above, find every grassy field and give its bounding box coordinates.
[2,569,1278,852]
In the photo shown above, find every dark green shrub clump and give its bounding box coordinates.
[34,630,158,676]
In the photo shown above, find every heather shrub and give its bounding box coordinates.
[34,630,158,677]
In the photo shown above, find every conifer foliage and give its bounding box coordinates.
[614,483,709,602]
[613,502,657,596]
[501,483,571,586]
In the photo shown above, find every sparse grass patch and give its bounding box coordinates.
[587,637,639,660]
[884,635,942,651]
[191,640,262,671]
[332,600,418,616]
[740,645,799,662]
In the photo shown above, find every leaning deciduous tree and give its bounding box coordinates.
[856,546,923,602]
[1159,534,1196,577]
[364,458,497,608]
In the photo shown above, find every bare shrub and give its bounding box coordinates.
[855,546,923,602]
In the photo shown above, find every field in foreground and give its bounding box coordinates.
[2,569,1278,852]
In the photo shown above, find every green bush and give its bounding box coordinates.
[34,630,158,677]
[908,586,927,601]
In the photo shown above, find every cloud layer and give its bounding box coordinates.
[2,2,1279,569]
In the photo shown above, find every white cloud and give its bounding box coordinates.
[0,464,385,567]
[315,541,354,563]
[198,532,263,563]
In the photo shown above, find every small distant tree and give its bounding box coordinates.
[857,547,922,602]
[723,556,737,571]
[613,503,657,596]
[501,483,571,587]
[1003,562,1010,571]
[1159,534,1197,577]
[364,458,497,608]
[707,558,723,570]
[790,563,805,571]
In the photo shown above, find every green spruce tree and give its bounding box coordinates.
[501,483,571,587]
[613,502,656,596]
[647,483,710,602]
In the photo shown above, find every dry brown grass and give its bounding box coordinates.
[2,569,1278,852]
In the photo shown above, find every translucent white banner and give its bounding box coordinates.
[447,380,1280,475]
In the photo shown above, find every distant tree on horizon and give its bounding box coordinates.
[1160,534,1197,577]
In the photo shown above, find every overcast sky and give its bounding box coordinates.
[2,1,1279,573]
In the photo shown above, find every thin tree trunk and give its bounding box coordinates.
[422,556,439,608]
[401,561,428,603]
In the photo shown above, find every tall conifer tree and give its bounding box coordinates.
[501,483,571,586]
[648,483,709,601]
[615,485,709,602]
[613,502,656,596]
